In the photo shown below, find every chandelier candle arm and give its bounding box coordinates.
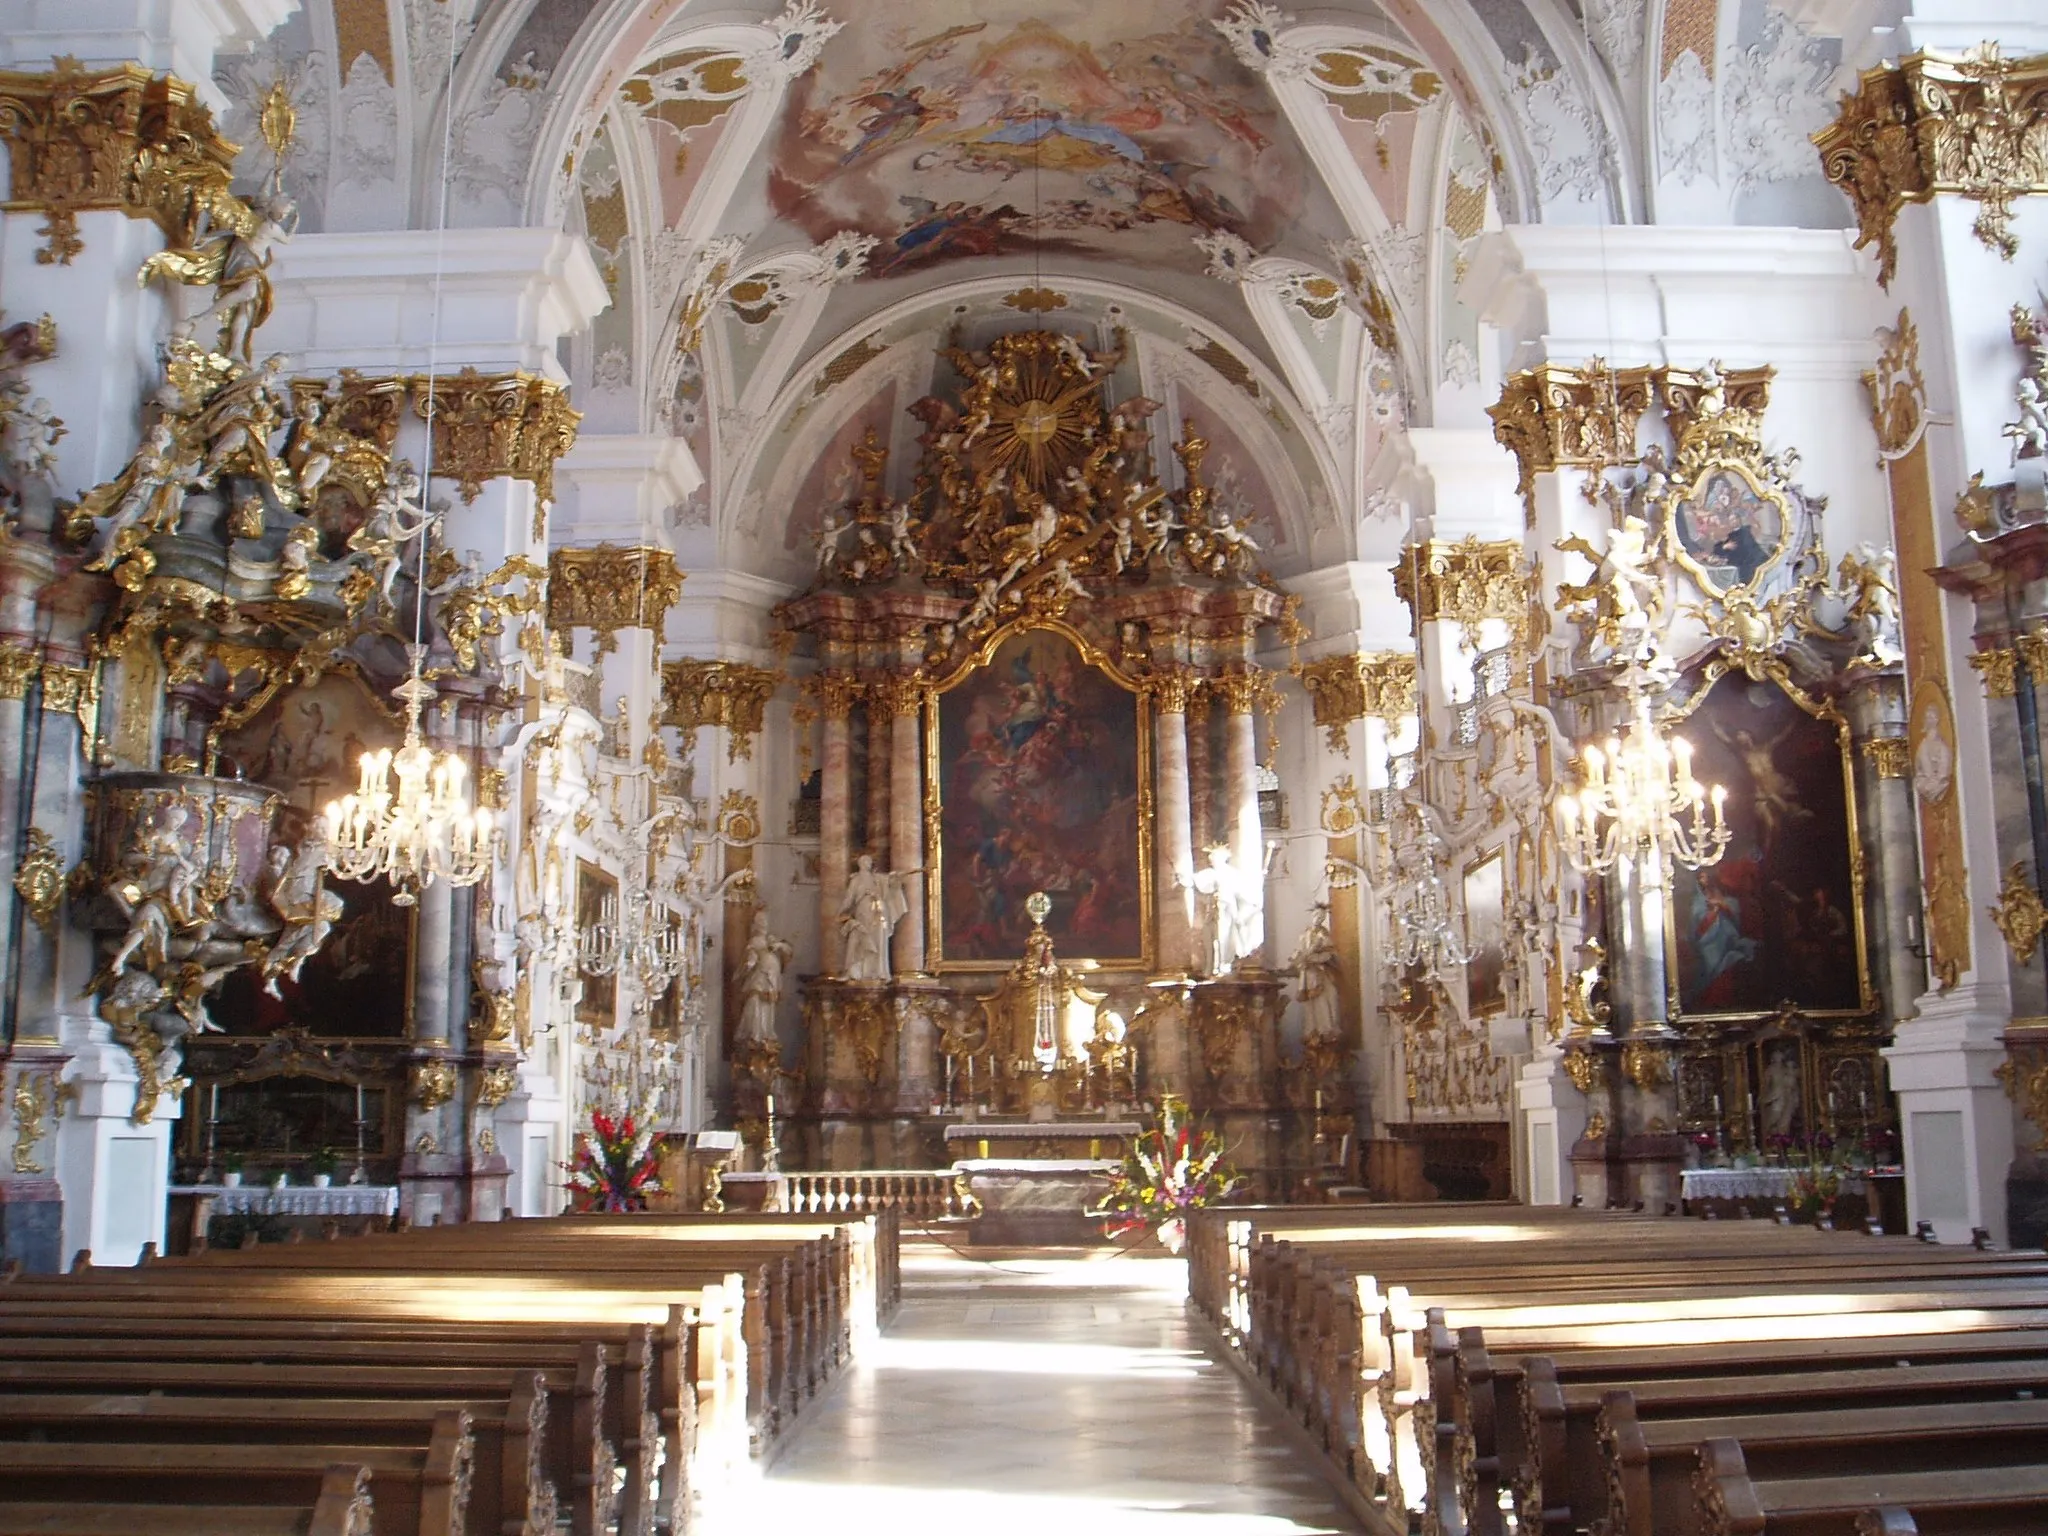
[1556,670,1731,876]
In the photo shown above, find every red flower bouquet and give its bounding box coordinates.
[562,1103,665,1213]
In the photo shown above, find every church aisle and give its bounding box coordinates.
[710,1245,1361,1535]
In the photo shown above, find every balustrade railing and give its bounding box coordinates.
[727,1169,971,1221]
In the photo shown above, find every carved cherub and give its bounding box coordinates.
[1555,514,1663,662]
[1835,542,1903,665]
[347,462,435,605]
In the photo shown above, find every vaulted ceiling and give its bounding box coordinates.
[215,0,1859,585]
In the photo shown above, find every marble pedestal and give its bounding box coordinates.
[955,1158,1117,1246]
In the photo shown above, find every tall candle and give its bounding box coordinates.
[210,1083,220,1122]
[355,1084,365,1125]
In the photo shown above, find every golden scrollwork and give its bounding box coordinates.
[12,827,64,934]
[1393,537,1534,639]
[547,545,683,653]
[1815,45,2048,286]
[1621,1040,1673,1090]
[0,642,39,700]
[838,991,895,1083]
[1865,309,1931,461]
[475,1064,519,1110]
[409,1059,457,1111]
[1861,736,1911,779]
[0,60,241,265]
[1997,1029,2048,1151]
[1968,646,2019,698]
[1990,861,2048,965]
[10,1069,52,1175]
[1320,775,1366,836]
[1561,1047,1600,1094]
[1295,651,1417,750]
[1562,938,1613,1041]
[661,660,780,760]
[412,369,580,503]
[1486,360,1656,514]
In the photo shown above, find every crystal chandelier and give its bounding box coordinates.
[1556,663,1730,875]
[1386,810,1471,972]
[577,887,687,996]
[324,648,494,905]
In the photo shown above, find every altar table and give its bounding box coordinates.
[167,1182,399,1252]
[953,1158,1119,1246]
[944,1121,1142,1161]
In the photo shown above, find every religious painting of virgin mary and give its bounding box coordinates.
[1674,468,1785,592]
[1670,674,1866,1018]
[934,628,1147,966]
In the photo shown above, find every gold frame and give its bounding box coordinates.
[1660,657,1877,1025]
[1658,455,1797,603]
[1462,846,1508,1019]
[923,617,1154,972]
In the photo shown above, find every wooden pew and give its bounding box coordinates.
[0,1465,375,1536]
[1693,1435,2048,1535]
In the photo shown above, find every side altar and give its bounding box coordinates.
[735,328,1353,1202]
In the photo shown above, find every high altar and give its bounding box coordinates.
[758,329,1340,1189]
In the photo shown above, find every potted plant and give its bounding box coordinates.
[221,1153,244,1188]
[308,1147,339,1188]
[1091,1094,1242,1254]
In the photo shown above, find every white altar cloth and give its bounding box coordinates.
[1679,1168,1868,1202]
[170,1183,400,1219]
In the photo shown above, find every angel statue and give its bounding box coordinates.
[77,418,195,571]
[1835,543,1903,666]
[1555,514,1663,663]
[1287,901,1344,1049]
[347,462,436,606]
[259,833,344,998]
[140,193,297,364]
[735,910,795,1051]
[837,853,921,982]
[1186,844,1273,977]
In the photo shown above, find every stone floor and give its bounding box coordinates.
[710,1242,1362,1535]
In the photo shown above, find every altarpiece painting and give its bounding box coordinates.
[932,627,1148,967]
[1669,671,1868,1019]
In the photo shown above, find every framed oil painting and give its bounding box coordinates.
[930,626,1150,968]
[214,875,412,1038]
[1668,463,1789,596]
[1463,849,1507,1018]
[1668,672,1870,1020]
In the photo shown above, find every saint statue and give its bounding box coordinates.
[736,910,794,1049]
[838,853,921,982]
[1288,902,1343,1046]
[1188,845,1267,977]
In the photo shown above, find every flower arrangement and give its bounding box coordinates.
[562,1102,664,1213]
[1789,1160,1844,1224]
[1092,1095,1241,1253]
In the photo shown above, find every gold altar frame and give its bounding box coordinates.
[923,617,1155,972]
[1659,658,1876,1026]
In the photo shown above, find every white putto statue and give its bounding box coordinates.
[1287,901,1343,1047]
[736,909,794,1049]
[1188,845,1268,977]
[837,853,921,982]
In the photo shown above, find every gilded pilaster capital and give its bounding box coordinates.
[413,369,580,503]
[1147,666,1196,715]
[868,673,929,719]
[0,60,239,265]
[1393,537,1532,636]
[660,659,781,761]
[1295,650,1417,750]
[1486,361,1655,512]
[547,545,683,652]
[811,670,864,722]
[0,641,39,700]
[1212,669,1265,715]
[1968,646,2019,698]
[1860,735,1911,779]
[1815,44,2048,287]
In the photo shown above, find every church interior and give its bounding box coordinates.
[6,0,2048,1529]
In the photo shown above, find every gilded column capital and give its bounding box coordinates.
[547,545,683,654]
[1486,361,1655,513]
[868,673,930,719]
[413,369,580,504]
[1212,670,1265,715]
[1968,646,2019,698]
[1860,735,1911,779]
[0,59,239,265]
[1147,666,1196,714]
[810,670,864,722]
[1295,651,1418,750]
[1394,537,1532,637]
[1816,44,2048,287]
[1655,363,1774,440]
[661,659,781,761]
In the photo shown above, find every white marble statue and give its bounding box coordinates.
[2012,374,2048,460]
[736,909,794,1049]
[1188,845,1267,977]
[1288,901,1343,1046]
[838,853,921,982]
[1836,543,1903,665]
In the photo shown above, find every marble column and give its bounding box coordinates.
[886,683,926,975]
[401,875,460,1226]
[865,700,891,864]
[818,677,855,975]
[1221,676,1265,963]
[1187,692,1212,854]
[1153,677,1196,973]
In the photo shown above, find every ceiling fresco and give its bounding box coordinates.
[766,0,1309,279]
